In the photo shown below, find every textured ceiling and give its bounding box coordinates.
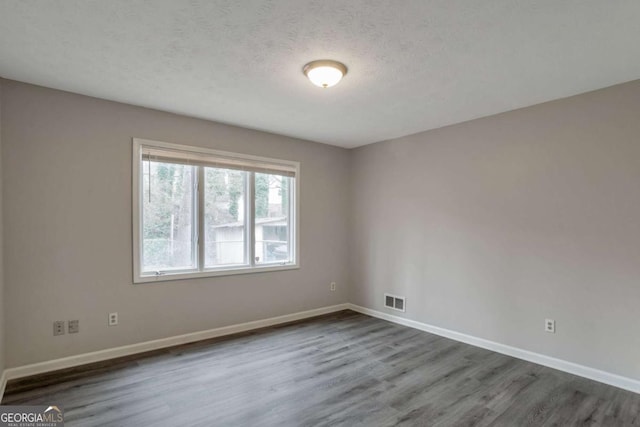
[1,1,639,148]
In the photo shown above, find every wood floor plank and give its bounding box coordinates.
[3,310,639,426]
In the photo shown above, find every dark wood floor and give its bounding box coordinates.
[3,310,640,426]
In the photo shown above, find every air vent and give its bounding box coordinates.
[384,293,406,312]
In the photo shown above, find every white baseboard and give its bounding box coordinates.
[347,303,640,395]
[3,303,350,383]
[3,302,638,399]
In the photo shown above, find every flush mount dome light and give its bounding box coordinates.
[303,60,348,88]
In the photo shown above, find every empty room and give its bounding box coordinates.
[0,1,639,426]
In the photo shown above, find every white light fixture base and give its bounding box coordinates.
[303,60,348,88]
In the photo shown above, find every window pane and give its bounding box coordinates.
[142,161,196,272]
[255,173,291,264]
[204,168,247,267]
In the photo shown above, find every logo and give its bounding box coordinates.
[0,405,64,426]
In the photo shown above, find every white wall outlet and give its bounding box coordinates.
[108,312,118,326]
[545,318,555,333]
[68,320,79,334]
[53,320,65,336]
[330,282,336,291]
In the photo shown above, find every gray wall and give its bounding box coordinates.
[3,76,640,382]
[350,80,640,380]
[1,79,350,367]
[0,80,4,374]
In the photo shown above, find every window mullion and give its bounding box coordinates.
[289,177,295,264]
[249,172,256,267]
[197,166,205,272]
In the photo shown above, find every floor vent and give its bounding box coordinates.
[384,293,406,312]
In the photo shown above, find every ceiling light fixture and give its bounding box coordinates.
[303,60,348,88]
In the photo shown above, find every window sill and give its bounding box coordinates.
[134,263,300,284]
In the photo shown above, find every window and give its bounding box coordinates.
[133,138,299,282]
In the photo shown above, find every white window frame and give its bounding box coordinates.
[132,138,300,283]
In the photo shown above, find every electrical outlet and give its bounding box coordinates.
[545,318,556,333]
[330,282,336,291]
[108,312,118,326]
[53,321,65,336]
[68,320,79,334]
